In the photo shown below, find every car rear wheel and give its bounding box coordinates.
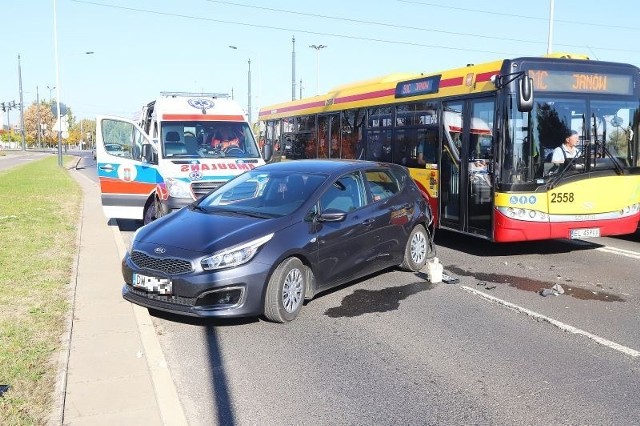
[400,224,428,272]
[264,257,306,323]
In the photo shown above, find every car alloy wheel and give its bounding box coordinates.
[264,257,306,323]
[400,224,428,272]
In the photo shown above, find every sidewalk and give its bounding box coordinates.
[52,163,187,425]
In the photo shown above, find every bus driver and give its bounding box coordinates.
[552,129,580,165]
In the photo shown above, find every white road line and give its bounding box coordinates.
[461,286,640,358]
[596,246,640,260]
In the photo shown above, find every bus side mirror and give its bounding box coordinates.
[517,75,534,112]
[141,144,157,165]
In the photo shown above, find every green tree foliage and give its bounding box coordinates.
[23,102,96,147]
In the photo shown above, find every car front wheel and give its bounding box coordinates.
[399,224,429,272]
[264,257,306,323]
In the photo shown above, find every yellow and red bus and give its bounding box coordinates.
[258,53,640,242]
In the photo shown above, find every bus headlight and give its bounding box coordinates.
[166,178,192,199]
[497,206,548,222]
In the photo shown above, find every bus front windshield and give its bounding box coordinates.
[503,96,639,185]
[160,121,261,159]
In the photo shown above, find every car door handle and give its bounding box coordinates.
[362,218,375,227]
[99,164,114,171]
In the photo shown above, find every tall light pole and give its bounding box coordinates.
[36,86,41,147]
[547,0,554,54]
[47,85,56,103]
[309,44,327,95]
[53,0,63,166]
[291,36,296,101]
[18,54,26,150]
[229,45,257,124]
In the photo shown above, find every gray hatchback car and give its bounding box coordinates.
[122,159,433,322]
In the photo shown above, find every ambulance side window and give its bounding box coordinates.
[101,119,137,160]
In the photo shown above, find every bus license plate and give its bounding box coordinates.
[132,273,172,294]
[570,228,600,239]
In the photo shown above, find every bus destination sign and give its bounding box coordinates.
[395,75,441,98]
[528,70,633,95]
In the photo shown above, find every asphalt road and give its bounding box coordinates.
[70,152,640,425]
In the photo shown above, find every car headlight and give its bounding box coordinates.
[166,178,192,199]
[201,233,274,271]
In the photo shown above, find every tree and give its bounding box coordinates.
[23,101,56,147]
[23,101,96,148]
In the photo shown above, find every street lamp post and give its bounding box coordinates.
[47,85,56,104]
[36,86,41,147]
[53,0,63,166]
[18,55,25,150]
[309,44,327,95]
[229,45,257,124]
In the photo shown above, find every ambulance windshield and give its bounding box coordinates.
[161,121,261,159]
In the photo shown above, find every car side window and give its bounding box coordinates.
[320,172,366,213]
[365,169,399,202]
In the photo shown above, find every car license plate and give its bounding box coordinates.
[132,273,172,294]
[570,227,600,239]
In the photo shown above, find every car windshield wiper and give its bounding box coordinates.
[190,204,210,213]
[230,210,272,219]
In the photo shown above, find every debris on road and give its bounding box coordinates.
[540,283,565,297]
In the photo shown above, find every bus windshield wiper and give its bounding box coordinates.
[592,113,623,175]
[546,156,582,189]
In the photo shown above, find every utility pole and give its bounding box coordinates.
[18,54,25,150]
[309,44,327,95]
[36,86,41,147]
[291,36,296,101]
[247,58,252,124]
[547,0,554,54]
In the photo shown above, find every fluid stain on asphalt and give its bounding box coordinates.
[325,282,435,318]
[446,265,624,302]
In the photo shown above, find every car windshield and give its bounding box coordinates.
[197,170,328,217]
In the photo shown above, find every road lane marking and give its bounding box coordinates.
[461,286,640,358]
[595,246,640,260]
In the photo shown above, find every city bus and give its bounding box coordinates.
[258,53,640,242]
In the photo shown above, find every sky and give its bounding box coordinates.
[2,0,640,125]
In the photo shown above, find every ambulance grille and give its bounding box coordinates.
[191,181,225,199]
[131,251,193,275]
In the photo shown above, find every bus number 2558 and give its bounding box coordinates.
[551,192,574,203]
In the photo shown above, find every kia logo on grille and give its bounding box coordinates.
[154,247,166,254]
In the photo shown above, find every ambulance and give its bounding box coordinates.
[96,92,271,224]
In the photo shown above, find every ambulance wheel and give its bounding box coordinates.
[143,198,158,225]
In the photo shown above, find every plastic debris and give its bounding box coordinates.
[541,283,565,297]
[0,385,10,397]
[442,273,459,284]
[426,257,443,283]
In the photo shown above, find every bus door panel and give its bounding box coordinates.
[96,116,158,221]
[439,102,464,230]
[466,99,495,237]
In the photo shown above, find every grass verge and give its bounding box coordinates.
[0,155,81,425]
